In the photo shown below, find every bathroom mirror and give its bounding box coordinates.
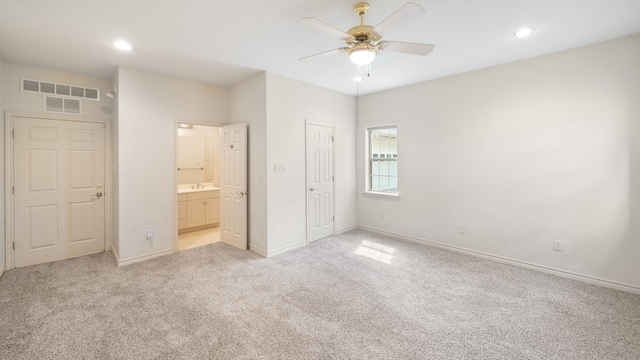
[176,123,220,186]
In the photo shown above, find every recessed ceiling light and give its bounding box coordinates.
[513,27,537,38]
[112,40,132,51]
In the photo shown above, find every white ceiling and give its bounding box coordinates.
[1,0,639,96]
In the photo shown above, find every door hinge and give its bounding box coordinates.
[13,242,15,250]
[333,216,335,221]
[332,176,334,182]
[12,186,14,194]
[12,129,15,138]
[331,136,334,142]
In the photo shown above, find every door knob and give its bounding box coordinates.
[309,187,318,192]
[91,192,103,200]
[236,191,245,198]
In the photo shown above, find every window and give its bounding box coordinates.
[368,126,398,193]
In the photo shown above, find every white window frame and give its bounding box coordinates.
[366,125,398,195]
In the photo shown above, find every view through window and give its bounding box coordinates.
[368,126,398,193]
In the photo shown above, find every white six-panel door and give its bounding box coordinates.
[306,123,334,242]
[13,117,105,267]
[220,123,247,250]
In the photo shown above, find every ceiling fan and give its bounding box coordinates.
[299,2,435,66]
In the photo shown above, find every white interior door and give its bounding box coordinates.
[13,117,105,267]
[306,123,334,242]
[220,123,247,250]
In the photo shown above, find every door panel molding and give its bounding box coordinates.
[4,111,112,270]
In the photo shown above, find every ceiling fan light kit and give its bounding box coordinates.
[346,3,380,65]
[300,2,435,69]
[348,44,378,65]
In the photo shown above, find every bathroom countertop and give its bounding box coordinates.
[178,185,221,194]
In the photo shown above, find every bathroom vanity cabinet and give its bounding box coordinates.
[178,190,220,233]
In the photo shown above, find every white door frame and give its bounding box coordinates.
[305,120,336,243]
[4,111,112,270]
[173,119,225,252]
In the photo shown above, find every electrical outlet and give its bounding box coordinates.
[553,239,563,252]
[274,164,286,172]
[146,230,154,240]
[458,225,465,234]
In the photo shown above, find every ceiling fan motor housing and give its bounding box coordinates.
[354,3,370,17]
[346,26,379,44]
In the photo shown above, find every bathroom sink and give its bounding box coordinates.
[177,183,220,194]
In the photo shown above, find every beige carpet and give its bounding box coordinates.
[1,229,639,359]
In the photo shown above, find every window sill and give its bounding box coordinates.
[364,191,400,198]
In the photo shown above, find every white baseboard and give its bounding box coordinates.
[357,225,640,295]
[0,267,4,278]
[266,240,307,258]
[336,225,357,235]
[115,249,174,267]
[248,227,356,259]
[249,245,267,258]
[111,247,120,265]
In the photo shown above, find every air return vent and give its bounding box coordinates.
[21,77,100,101]
[63,98,81,114]
[44,96,82,115]
[22,79,39,92]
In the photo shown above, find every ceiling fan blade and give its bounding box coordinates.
[382,41,434,56]
[299,48,345,61]
[372,3,425,37]
[300,17,351,39]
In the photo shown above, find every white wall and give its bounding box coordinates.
[229,72,357,256]
[2,63,112,119]
[357,35,640,290]
[0,58,4,274]
[111,69,120,256]
[265,73,356,255]
[2,63,113,269]
[115,67,228,263]
[229,73,268,254]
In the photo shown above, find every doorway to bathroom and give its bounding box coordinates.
[176,122,221,251]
